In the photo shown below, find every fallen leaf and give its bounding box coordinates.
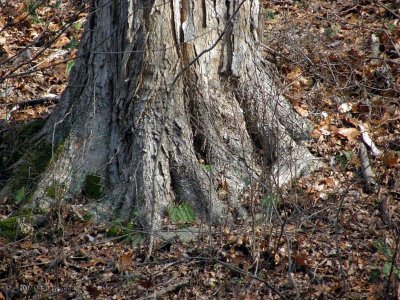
[53,36,71,48]
[337,127,360,141]
[118,250,133,271]
[86,285,101,298]
[294,105,309,117]
[382,151,398,167]
[338,102,353,113]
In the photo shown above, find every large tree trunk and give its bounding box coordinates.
[28,0,320,230]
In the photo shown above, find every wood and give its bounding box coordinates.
[359,142,377,192]
[9,0,323,231]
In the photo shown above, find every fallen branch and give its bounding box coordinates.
[5,96,59,110]
[359,142,378,192]
[359,124,382,157]
[4,96,59,121]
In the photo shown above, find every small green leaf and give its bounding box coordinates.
[66,60,75,75]
[265,9,275,20]
[73,21,83,31]
[67,36,79,50]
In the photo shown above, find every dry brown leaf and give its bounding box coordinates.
[86,285,101,298]
[382,151,399,167]
[13,12,29,25]
[86,257,109,267]
[53,36,71,48]
[294,105,309,117]
[118,250,133,271]
[337,127,360,141]
[287,66,302,81]
[293,253,308,267]
[324,177,338,188]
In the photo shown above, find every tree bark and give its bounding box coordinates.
[21,0,321,230]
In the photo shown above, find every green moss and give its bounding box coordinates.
[45,182,65,199]
[11,142,53,204]
[19,120,46,140]
[83,213,94,222]
[106,226,122,237]
[45,185,56,199]
[0,120,46,188]
[0,217,19,240]
[14,207,33,217]
[55,142,64,159]
[83,174,102,199]
[106,221,139,244]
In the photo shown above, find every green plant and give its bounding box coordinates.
[83,213,94,222]
[337,150,354,170]
[106,220,141,245]
[24,0,42,23]
[13,186,27,204]
[106,225,123,238]
[372,240,400,280]
[324,26,338,38]
[66,60,75,75]
[73,21,83,31]
[265,9,275,20]
[387,23,396,32]
[167,203,196,224]
[0,216,19,240]
[66,35,79,50]
[262,194,278,222]
[45,182,66,199]
[200,164,213,173]
[50,0,62,9]
[83,174,102,199]
[11,142,53,204]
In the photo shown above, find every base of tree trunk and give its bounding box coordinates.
[1,0,324,232]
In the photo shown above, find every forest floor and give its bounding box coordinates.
[1,0,400,299]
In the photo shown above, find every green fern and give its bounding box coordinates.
[168,203,196,224]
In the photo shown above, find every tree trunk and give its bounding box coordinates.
[24,0,321,230]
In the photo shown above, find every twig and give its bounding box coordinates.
[185,256,288,299]
[373,1,400,19]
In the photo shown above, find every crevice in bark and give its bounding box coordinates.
[169,0,180,57]
[201,0,207,28]
[187,93,208,164]
[170,161,209,221]
[220,0,233,75]
[143,0,156,17]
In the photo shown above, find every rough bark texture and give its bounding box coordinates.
[29,0,321,230]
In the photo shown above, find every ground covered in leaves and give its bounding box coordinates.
[1,0,400,299]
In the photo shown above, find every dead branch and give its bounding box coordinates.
[359,142,377,192]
